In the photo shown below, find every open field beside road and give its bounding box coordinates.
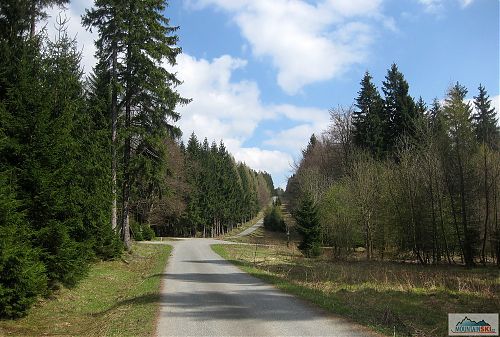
[0,244,171,337]
[213,243,500,337]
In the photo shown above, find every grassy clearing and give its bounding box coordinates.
[0,243,171,337]
[213,244,500,337]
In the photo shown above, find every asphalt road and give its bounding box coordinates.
[231,219,263,238]
[155,239,380,337]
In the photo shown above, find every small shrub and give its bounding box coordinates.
[142,225,155,241]
[264,205,286,232]
[294,194,321,257]
[130,220,144,241]
[130,220,155,241]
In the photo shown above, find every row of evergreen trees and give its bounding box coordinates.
[158,134,273,237]
[287,64,499,267]
[0,1,123,317]
[127,135,274,239]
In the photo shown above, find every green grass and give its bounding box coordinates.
[212,244,500,337]
[0,243,172,337]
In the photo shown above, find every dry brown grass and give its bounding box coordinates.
[214,243,500,337]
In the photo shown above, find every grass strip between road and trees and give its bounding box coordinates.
[0,243,171,337]
[212,243,500,337]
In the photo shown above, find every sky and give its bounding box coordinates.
[43,0,500,188]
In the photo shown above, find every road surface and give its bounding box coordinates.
[155,239,380,337]
[231,219,263,238]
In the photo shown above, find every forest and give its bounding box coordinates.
[286,64,500,267]
[0,0,273,318]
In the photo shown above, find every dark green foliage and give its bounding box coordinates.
[354,71,386,157]
[295,195,321,257]
[264,205,286,232]
[151,134,273,237]
[442,83,480,267]
[473,84,499,148]
[382,64,417,152]
[0,173,47,318]
[83,0,189,250]
[0,12,121,316]
[142,225,155,241]
[130,220,155,241]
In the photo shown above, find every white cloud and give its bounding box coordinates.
[264,124,317,151]
[418,0,476,13]
[492,95,500,125]
[43,0,97,75]
[232,147,293,179]
[459,0,475,8]
[174,53,329,187]
[188,0,389,95]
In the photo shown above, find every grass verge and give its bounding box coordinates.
[0,243,172,337]
[212,244,500,337]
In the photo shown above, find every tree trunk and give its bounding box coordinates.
[457,152,474,267]
[111,47,118,232]
[121,100,131,251]
[30,1,36,38]
[481,148,490,263]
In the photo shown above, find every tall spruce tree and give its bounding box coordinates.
[83,0,188,250]
[443,83,479,267]
[473,84,499,149]
[382,64,416,152]
[82,0,125,233]
[354,71,385,157]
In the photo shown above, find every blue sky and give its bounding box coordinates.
[45,0,499,188]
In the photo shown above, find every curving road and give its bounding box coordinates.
[155,239,380,337]
[231,219,263,238]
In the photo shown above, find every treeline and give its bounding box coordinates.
[287,64,500,267]
[0,1,123,317]
[145,134,274,237]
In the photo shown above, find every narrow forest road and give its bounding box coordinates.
[155,239,380,337]
[231,218,263,238]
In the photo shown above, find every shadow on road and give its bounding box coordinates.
[158,289,324,322]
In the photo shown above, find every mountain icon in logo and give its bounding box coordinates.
[457,317,491,328]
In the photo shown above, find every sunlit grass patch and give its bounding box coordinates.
[0,243,171,337]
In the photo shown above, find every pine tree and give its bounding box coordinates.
[443,83,479,267]
[295,194,321,257]
[84,0,188,250]
[382,64,416,152]
[82,0,125,233]
[354,71,385,157]
[473,84,499,149]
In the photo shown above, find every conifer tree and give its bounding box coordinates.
[382,64,416,152]
[443,83,479,267]
[354,71,385,157]
[473,84,499,149]
[295,194,321,257]
[84,0,188,249]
